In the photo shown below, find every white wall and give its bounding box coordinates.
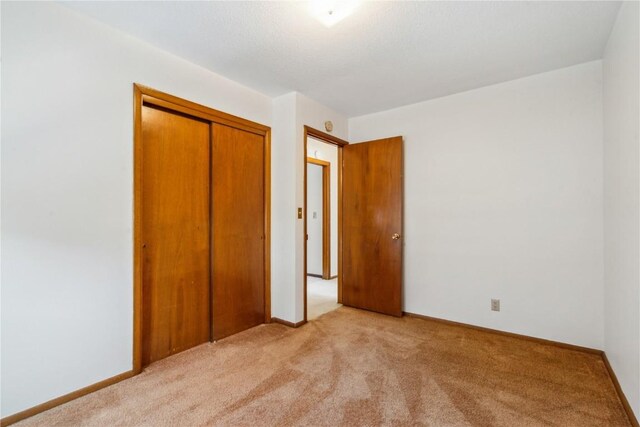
[307,163,324,275]
[0,2,272,418]
[349,61,604,349]
[271,93,298,322]
[307,137,339,277]
[603,1,640,418]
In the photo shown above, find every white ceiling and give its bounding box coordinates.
[62,1,621,117]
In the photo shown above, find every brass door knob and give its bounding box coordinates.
[392,233,401,240]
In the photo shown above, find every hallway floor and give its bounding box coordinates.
[307,276,341,320]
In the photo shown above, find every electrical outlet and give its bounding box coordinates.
[491,299,500,312]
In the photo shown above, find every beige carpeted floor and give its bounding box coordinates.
[17,307,630,426]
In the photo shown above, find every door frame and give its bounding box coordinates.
[303,126,348,322]
[306,157,331,279]
[133,84,271,373]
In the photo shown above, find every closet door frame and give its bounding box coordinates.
[133,83,271,373]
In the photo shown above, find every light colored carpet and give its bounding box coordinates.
[307,276,341,320]
[16,307,630,426]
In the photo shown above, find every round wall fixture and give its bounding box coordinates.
[324,121,333,132]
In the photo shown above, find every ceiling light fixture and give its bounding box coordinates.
[309,0,361,27]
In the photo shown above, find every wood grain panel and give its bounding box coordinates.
[212,123,265,340]
[141,105,211,366]
[137,84,270,135]
[342,137,403,316]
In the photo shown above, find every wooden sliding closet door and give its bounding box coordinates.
[212,124,265,340]
[141,105,211,366]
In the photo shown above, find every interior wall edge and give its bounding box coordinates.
[602,1,640,421]
[602,353,640,427]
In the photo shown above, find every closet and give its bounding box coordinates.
[133,85,270,369]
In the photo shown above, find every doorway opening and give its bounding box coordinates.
[304,126,348,321]
[306,155,337,320]
[307,157,331,279]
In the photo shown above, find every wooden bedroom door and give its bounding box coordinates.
[342,136,403,317]
[141,105,211,366]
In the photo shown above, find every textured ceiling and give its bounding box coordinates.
[61,1,621,117]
